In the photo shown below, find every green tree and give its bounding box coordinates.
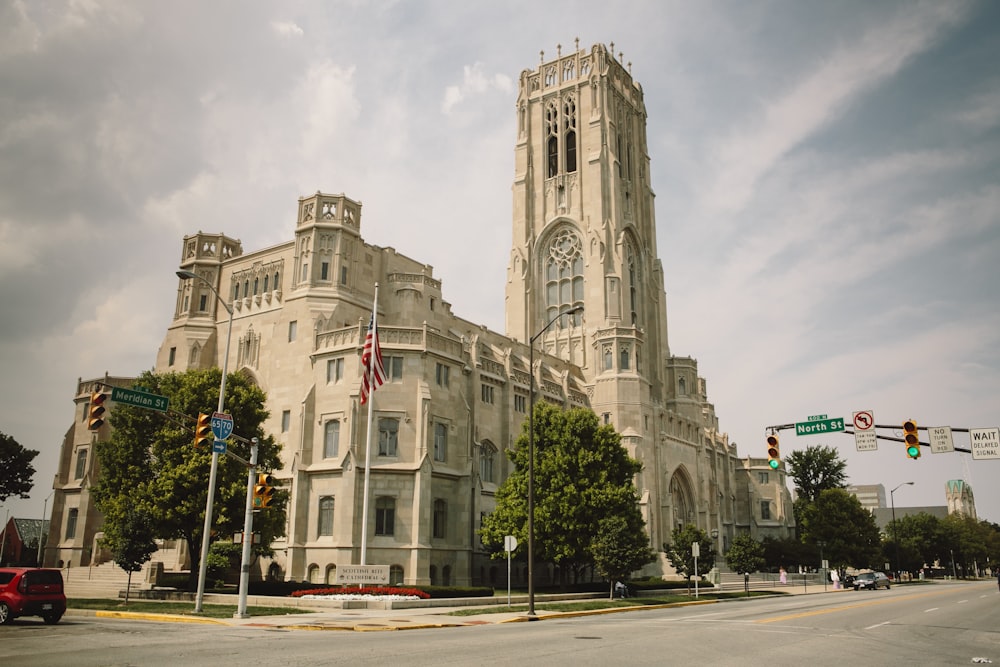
[761,535,812,570]
[662,524,716,593]
[0,431,38,502]
[726,533,766,595]
[480,402,646,586]
[101,507,158,604]
[885,511,945,576]
[91,368,286,588]
[590,514,656,598]
[785,445,848,531]
[798,488,881,569]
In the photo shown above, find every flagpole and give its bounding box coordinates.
[360,283,379,566]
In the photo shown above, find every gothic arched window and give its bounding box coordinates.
[545,228,583,327]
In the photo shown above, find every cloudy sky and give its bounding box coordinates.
[2,1,998,528]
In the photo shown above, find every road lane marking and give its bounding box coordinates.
[924,608,938,612]
[958,600,968,604]
[865,621,890,630]
[755,588,963,624]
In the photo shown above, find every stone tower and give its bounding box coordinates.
[505,42,744,557]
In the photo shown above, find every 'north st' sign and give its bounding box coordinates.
[795,417,845,436]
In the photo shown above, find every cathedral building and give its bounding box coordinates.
[46,43,794,584]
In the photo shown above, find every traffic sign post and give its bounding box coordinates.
[211,412,234,441]
[795,417,845,436]
[928,426,955,454]
[853,411,877,451]
[504,535,518,607]
[111,386,169,412]
[969,427,1000,460]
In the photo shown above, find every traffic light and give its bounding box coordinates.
[903,419,920,459]
[88,389,108,430]
[253,473,275,508]
[194,413,212,449]
[766,434,780,470]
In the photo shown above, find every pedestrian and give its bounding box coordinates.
[779,567,787,585]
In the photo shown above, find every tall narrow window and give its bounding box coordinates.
[546,103,559,177]
[433,499,447,539]
[435,363,450,387]
[564,97,577,173]
[281,410,291,433]
[320,261,330,281]
[375,497,395,536]
[318,496,334,536]
[433,422,447,462]
[168,347,176,366]
[378,418,399,456]
[620,345,630,371]
[288,321,297,342]
[545,228,584,326]
[480,442,497,483]
[66,508,79,539]
[74,449,88,480]
[327,358,343,383]
[760,501,772,521]
[323,420,340,458]
[627,241,639,325]
[481,384,495,404]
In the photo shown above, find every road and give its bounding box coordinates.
[2,582,997,666]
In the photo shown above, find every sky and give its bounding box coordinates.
[1,1,998,527]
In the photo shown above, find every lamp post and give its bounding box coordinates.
[177,269,234,613]
[527,304,583,618]
[890,481,914,583]
[38,491,54,566]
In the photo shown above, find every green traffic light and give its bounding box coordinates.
[906,445,920,459]
[768,458,779,470]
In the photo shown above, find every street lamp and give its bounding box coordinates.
[177,269,234,613]
[38,491,54,566]
[527,304,583,618]
[890,481,914,583]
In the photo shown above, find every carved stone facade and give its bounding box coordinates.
[46,44,794,582]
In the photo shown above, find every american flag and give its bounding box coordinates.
[360,313,386,404]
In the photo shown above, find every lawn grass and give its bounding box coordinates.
[445,590,782,616]
[68,598,309,619]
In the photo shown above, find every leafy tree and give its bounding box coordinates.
[940,514,992,578]
[590,514,656,598]
[785,445,848,532]
[480,402,647,586]
[726,533,766,595]
[885,511,945,576]
[91,368,286,588]
[0,431,38,502]
[662,524,716,593]
[798,488,881,569]
[784,445,848,503]
[761,535,813,570]
[101,507,158,604]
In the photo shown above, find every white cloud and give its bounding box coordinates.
[441,62,514,115]
[271,20,304,38]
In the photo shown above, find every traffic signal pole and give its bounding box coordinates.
[235,437,258,619]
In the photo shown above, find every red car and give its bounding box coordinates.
[0,567,67,624]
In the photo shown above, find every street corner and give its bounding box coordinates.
[93,610,230,625]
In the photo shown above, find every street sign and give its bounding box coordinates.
[795,417,845,436]
[504,535,518,553]
[969,427,1000,460]
[691,542,700,557]
[928,426,955,454]
[212,439,227,454]
[111,386,169,412]
[853,410,877,451]
[211,412,234,441]
[336,565,389,585]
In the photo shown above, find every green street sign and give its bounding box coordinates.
[111,386,169,412]
[795,417,845,436]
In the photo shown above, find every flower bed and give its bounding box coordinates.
[290,586,430,600]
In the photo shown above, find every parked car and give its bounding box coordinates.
[0,567,67,624]
[853,571,891,591]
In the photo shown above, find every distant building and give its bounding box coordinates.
[0,517,49,566]
[945,479,976,519]
[846,484,886,512]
